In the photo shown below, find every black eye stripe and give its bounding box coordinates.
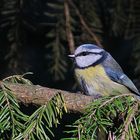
[76,51,102,57]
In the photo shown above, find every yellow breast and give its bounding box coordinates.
[75,65,130,96]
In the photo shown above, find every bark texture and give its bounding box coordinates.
[5,83,95,113]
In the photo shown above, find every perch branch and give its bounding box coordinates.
[2,82,94,113]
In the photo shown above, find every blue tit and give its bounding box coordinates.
[69,44,140,98]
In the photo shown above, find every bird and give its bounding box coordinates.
[69,44,139,98]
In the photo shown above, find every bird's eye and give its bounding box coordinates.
[76,51,92,57]
[81,52,89,56]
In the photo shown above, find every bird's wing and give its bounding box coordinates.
[105,67,140,95]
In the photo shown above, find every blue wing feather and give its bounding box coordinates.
[105,67,140,95]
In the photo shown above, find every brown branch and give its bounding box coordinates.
[3,82,95,113]
[68,0,103,48]
[64,0,75,54]
[120,103,138,140]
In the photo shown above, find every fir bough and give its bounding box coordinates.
[63,94,140,140]
[0,74,67,140]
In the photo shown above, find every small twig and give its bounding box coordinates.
[68,0,103,48]
[78,124,81,140]
[108,131,115,140]
[90,93,134,117]
[120,103,138,140]
[99,94,134,109]
[64,0,75,53]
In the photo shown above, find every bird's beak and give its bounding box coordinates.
[68,54,75,58]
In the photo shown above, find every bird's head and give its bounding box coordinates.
[69,44,106,68]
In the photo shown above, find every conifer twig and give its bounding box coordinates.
[64,0,75,53]
[120,103,138,140]
[68,0,102,48]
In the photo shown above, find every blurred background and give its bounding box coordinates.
[0,0,140,92]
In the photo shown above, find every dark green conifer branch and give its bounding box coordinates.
[63,94,140,140]
[0,74,67,140]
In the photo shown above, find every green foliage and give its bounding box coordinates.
[0,0,27,72]
[63,94,140,140]
[45,1,68,81]
[3,72,33,85]
[0,74,66,140]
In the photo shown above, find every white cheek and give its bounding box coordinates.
[76,54,102,68]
